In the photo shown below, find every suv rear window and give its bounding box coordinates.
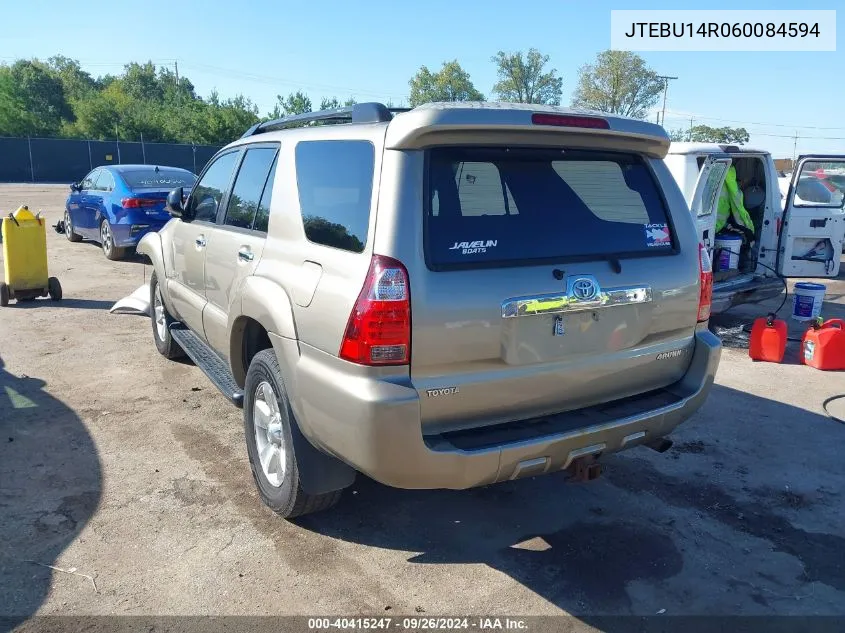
[295,140,375,253]
[426,147,674,268]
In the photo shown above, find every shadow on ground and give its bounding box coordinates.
[0,357,102,630]
[7,298,114,311]
[288,385,845,620]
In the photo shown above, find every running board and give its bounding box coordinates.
[169,325,244,408]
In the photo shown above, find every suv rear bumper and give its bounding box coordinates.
[289,329,721,490]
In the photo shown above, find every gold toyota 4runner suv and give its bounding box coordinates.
[138,102,722,518]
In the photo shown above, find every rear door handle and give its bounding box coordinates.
[195,235,206,248]
[237,247,254,262]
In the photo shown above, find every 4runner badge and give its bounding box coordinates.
[656,349,685,360]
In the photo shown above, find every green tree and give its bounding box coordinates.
[201,91,260,144]
[491,49,562,105]
[5,60,73,135]
[320,97,341,110]
[689,125,749,144]
[269,90,313,118]
[0,67,40,136]
[121,61,163,102]
[408,60,484,106]
[46,55,97,101]
[571,50,664,119]
[668,128,687,142]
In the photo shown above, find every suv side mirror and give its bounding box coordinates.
[70,182,81,192]
[166,187,186,219]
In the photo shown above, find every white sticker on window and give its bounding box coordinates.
[449,240,498,255]
[645,223,671,248]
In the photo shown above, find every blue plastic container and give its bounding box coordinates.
[792,282,826,322]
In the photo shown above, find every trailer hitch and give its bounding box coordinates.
[567,455,602,483]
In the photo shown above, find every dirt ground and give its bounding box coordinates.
[2,184,845,627]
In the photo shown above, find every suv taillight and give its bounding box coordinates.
[339,255,411,366]
[698,243,713,322]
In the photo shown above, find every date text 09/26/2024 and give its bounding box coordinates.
[308,617,528,631]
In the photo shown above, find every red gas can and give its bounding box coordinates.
[749,314,788,363]
[802,319,845,370]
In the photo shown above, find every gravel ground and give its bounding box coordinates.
[1,184,844,628]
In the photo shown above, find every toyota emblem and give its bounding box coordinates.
[572,278,598,300]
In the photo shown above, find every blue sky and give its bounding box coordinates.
[2,0,842,157]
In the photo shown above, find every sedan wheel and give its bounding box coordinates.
[64,211,81,242]
[100,220,124,260]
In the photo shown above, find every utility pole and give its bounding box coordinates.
[174,60,179,83]
[688,117,694,142]
[656,75,678,126]
[792,131,799,169]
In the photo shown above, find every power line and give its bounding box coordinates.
[663,108,845,131]
[661,116,845,140]
[178,61,407,102]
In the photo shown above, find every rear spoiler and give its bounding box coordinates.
[385,103,671,159]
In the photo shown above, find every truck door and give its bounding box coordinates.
[689,154,732,255]
[778,155,845,278]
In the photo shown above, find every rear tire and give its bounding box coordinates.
[64,210,81,242]
[100,220,125,260]
[150,272,184,360]
[0,283,9,307]
[244,349,343,519]
[48,277,62,301]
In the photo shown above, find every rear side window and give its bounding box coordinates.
[253,157,277,233]
[94,170,115,192]
[295,140,375,253]
[223,147,278,230]
[426,147,673,268]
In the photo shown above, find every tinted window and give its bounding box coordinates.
[188,151,240,223]
[295,140,374,253]
[427,147,673,267]
[224,148,278,230]
[95,170,115,191]
[123,169,196,190]
[253,155,278,234]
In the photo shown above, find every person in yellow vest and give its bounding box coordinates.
[715,165,755,238]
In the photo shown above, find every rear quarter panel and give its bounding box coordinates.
[251,124,389,357]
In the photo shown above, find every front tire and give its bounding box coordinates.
[100,220,125,260]
[244,349,343,519]
[150,272,184,359]
[64,210,81,242]
[0,283,9,307]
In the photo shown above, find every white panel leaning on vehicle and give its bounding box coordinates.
[137,101,723,518]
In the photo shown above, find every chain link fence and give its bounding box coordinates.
[0,137,223,183]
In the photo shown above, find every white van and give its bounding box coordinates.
[665,143,845,314]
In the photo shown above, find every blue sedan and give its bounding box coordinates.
[64,164,197,260]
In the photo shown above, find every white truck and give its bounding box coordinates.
[664,143,845,314]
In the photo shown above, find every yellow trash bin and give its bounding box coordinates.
[1,205,62,306]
